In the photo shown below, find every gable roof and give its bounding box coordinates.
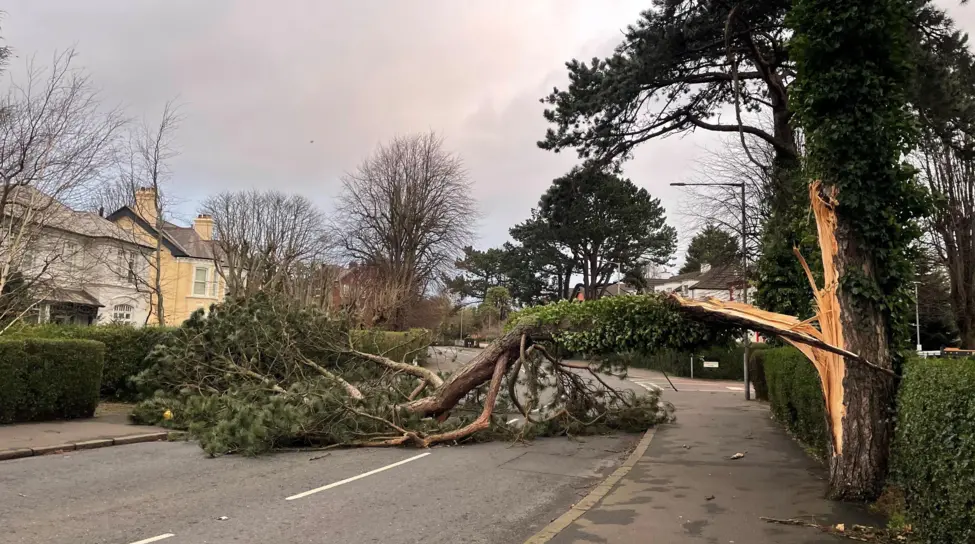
[4,187,153,249]
[106,205,219,260]
[692,264,746,290]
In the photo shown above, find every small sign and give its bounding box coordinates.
[703,361,719,368]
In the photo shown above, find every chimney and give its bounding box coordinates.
[700,263,712,274]
[193,214,214,240]
[134,187,158,226]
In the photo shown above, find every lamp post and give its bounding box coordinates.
[671,181,750,400]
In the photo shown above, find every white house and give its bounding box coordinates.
[649,263,756,303]
[9,188,155,326]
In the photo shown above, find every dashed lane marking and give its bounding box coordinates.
[129,534,175,544]
[285,452,431,500]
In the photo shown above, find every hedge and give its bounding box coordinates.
[619,344,767,381]
[748,349,769,401]
[7,324,174,400]
[893,357,975,543]
[763,346,828,458]
[350,328,431,365]
[0,338,104,423]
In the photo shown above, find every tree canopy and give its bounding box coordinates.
[679,225,739,274]
[530,167,676,300]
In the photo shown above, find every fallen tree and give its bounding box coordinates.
[132,292,734,455]
[668,181,900,500]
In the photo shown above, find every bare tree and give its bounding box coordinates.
[110,101,181,325]
[0,50,126,328]
[917,133,975,348]
[201,189,329,297]
[335,132,476,328]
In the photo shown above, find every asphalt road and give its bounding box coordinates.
[0,433,637,544]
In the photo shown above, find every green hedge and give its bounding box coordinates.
[0,338,104,423]
[350,328,431,365]
[748,349,769,401]
[893,358,975,543]
[8,325,174,400]
[620,344,766,381]
[763,347,828,458]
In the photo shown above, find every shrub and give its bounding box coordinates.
[763,347,828,458]
[0,338,104,423]
[350,328,430,365]
[7,324,174,400]
[893,357,975,543]
[749,349,769,401]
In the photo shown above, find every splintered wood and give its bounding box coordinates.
[670,181,848,455]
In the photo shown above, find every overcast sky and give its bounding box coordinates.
[5,1,973,267]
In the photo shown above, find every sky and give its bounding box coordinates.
[5,1,974,269]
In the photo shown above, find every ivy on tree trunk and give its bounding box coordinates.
[789,0,928,500]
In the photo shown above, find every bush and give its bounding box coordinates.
[893,357,975,543]
[350,328,430,365]
[619,344,768,381]
[0,338,104,423]
[763,347,828,458]
[8,324,174,400]
[749,349,769,401]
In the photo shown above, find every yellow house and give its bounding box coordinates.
[107,188,226,325]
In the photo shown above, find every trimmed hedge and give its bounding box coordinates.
[8,324,174,400]
[893,358,975,543]
[748,349,769,401]
[0,338,104,423]
[763,346,828,458]
[351,328,431,365]
[620,344,767,381]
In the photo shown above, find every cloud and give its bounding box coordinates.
[2,0,971,262]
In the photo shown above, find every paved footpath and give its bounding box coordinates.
[546,390,880,544]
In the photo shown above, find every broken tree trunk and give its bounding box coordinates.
[670,181,896,501]
[403,322,535,418]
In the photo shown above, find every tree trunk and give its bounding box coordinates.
[828,219,895,500]
[403,322,533,417]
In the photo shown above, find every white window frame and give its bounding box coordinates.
[112,303,134,324]
[193,266,209,296]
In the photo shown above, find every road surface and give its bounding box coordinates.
[0,433,636,544]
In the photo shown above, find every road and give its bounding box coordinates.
[0,432,636,544]
[0,354,751,544]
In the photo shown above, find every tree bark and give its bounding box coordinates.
[403,322,533,417]
[827,219,896,501]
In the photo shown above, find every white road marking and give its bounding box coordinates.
[285,452,431,500]
[635,381,663,392]
[726,386,744,391]
[129,535,175,544]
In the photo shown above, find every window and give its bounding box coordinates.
[64,241,80,268]
[127,251,137,283]
[193,267,208,296]
[209,272,218,297]
[112,304,133,324]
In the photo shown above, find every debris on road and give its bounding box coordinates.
[730,452,745,460]
[705,495,715,501]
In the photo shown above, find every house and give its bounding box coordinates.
[5,187,155,325]
[106,188,227,325]
[649,263,755,303]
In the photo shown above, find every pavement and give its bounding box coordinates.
[0,403,166,457]
[543,389,881,544]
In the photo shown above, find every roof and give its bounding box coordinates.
[4,187,154,249]
[692,264,746,290]
[41,288,103,307]
[106,205,220,260]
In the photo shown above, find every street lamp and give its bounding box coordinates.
[671,181,750,400]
